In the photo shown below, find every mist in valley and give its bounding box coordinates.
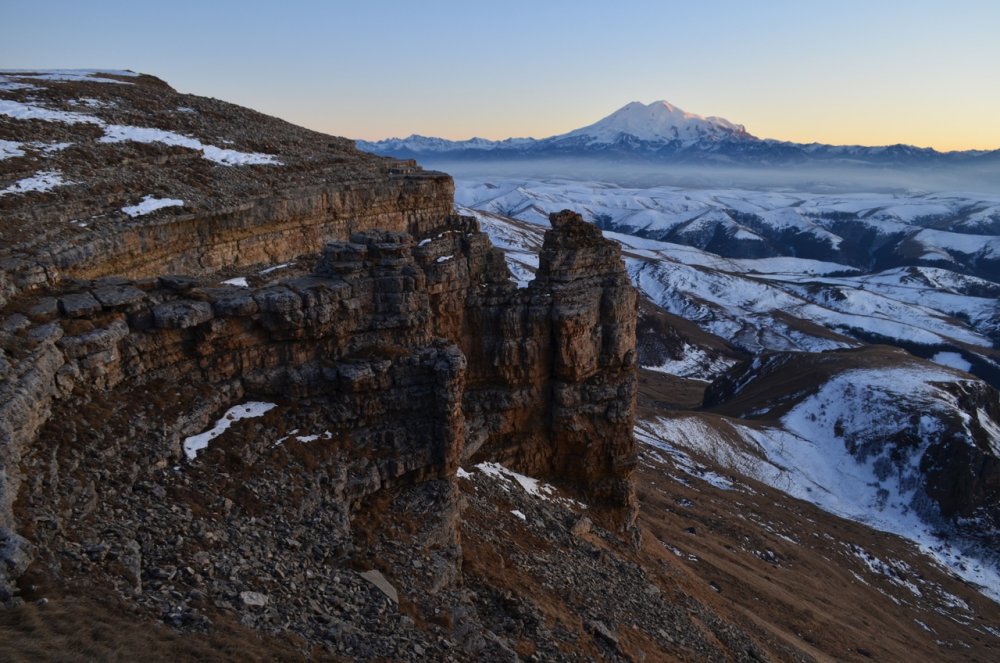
[418,156,1000,196]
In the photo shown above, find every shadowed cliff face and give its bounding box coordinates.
[464,210,638,526]
[0,203,638,605]
[0,73,680,660]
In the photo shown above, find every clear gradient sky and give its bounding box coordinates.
[2,0,999,151]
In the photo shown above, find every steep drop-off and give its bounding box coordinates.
[10,70,998,662]
[1,71,664,660]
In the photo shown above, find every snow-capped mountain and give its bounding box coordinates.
[357,99,1000,169]
[358,134,537,154]
[356,98,754,156]
[552,100,752,146]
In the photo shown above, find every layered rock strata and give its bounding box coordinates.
[0,168,454,308]
[0,71,453,309]
[462,210,637,522]
[1,208,638,604]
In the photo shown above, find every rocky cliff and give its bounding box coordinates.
[0,207,640,593]
[12,70,992,663]
[0,72,640,651]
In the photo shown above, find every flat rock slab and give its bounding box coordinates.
[240,591,269,607]
[59,292,101,318]
[93,285,146,308]
[153,300,213,329]
[360,569,398,605]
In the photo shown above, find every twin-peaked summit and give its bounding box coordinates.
[358,98,752,156]
[358,98,1000,168]
[555,99,751,145]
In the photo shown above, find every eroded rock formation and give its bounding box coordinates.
[0,72,648,658]
[0,202,638,603]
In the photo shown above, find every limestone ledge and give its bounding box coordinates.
[0,171,455,310]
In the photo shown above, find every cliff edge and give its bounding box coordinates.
[0,70,851,662]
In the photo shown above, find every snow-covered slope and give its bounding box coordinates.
[637,348,1000,602]
[459,195,1000,369]
[458,178,1000,306]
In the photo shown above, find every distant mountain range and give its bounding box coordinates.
[357,100,1000,167]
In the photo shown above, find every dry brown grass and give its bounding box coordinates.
[0,596,308,662]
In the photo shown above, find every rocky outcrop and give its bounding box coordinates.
[0,207,638,604]
[921,379,1000,530]
[462,210,637,524]
[0,73,640,660]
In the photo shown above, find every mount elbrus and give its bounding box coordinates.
[1,70,999,661]
[358,99,1000,167]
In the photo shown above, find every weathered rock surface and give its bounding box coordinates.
[3,71,995,662]
[1,183,642,644]
[461,210,638,528]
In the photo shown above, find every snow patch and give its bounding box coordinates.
[474,462,585,507]
[122,195,184,218]
[183,401,277,460]
[0,140,24,160]
[0,99,103,125]
[32,141,73,155]
[930,352,971,372]
[259,262,293,276]
[0,170,68,196]
[221,277,249,288]
[293,431,332,443]
[0,75,41,92]
[635,420,740,492]
[644,344,735,381]
[475,462,556,498]
[0,69,139,85]
[100,124,281,166]
[848,544,922,598]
